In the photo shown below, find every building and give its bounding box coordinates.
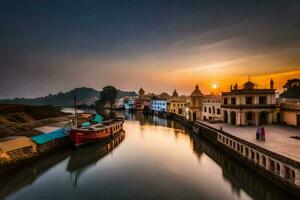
[202,94,222,121]
[188,84,204,121]
[221,79,277,126]
[159,92,171,99]
[151,97,167,112]
[279,98,300,127]
[124,97,134,110]
[137,87,151,110]
[114,98,125,109]
[167,89,186,117]
[0,136,37,160]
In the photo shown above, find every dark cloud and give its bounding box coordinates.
[0,0,300,98]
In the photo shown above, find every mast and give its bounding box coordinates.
[74,95,77,128]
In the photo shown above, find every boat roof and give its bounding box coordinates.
[31,128,67,145]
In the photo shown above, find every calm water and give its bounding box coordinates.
[0,111,296,200]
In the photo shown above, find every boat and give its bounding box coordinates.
[67,95,125,147]
[68,118,124,147]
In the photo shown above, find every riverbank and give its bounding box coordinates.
[0,104,71,137]
[0,104,77,168]
[148,111,300,198]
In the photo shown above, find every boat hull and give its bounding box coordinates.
[68,120,124,147]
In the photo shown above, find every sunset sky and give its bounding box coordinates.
[0,0,300,98]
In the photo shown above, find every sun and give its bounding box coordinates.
[212,83,218,89]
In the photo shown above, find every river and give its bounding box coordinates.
[0,111,296,200]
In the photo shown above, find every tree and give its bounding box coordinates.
[97,86,118,108]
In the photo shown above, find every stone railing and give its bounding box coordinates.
[194,121,300,189]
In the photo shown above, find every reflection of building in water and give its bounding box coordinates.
[191,135,295,200]
[0,150,71,199]
[67,131,125,186]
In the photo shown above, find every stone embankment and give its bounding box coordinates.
[148,110,300,198]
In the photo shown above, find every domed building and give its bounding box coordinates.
[188,84,204,121]
[221,79,277,126]
[171,89,179,98]
[138,87,145,96]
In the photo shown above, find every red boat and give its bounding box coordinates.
[68,118,124,147]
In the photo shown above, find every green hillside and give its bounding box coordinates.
[0,87,137,107]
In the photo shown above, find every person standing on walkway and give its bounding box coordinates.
[256,125,260,140]
[260,124,266,141]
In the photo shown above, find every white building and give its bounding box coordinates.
[151,98,167,112]
[124,98,134,110]
[202,94,221,121]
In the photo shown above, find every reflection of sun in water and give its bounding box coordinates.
[212,84,218,89]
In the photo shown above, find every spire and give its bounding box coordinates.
[172,88,179,98]
[270,78,274,89]
[138,87,145,96]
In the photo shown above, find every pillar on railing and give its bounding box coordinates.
[295,169,300,186]
[279,163,286,178]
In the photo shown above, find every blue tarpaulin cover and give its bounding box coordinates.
[81,114,103,127]
[91,114,103,123]
[82,122,91,127]
[31,128,67,145]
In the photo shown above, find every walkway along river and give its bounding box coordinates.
[0,111,297,200]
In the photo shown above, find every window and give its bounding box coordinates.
[259,96,267,104]
[217,109,220,115]
[246,96,253,104]
[224,98,228,104]
[231,97,236,105]
[209,107,211,113]
[204,107,207,112]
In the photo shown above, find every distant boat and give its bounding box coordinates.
[68,118,124,147]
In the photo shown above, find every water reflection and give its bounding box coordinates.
[1,110,296,200]
[191,134,297,200]
[0,150,72,199]
[67,131,126,186]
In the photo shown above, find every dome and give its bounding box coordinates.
[172,89,179,98]
[243,81,255,90]
[138,87,145,96]
[191,84,203,97]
